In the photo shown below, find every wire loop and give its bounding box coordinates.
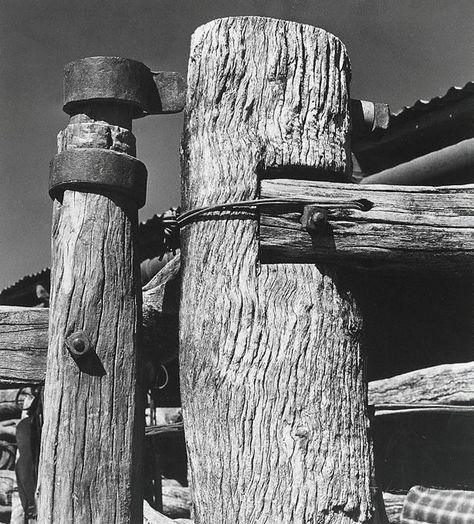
[157,197,372,256]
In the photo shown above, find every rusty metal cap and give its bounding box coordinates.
[63,56,186,117]
[63,56,155,117]
[49,148,148,208]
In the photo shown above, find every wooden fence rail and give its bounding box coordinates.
[2,303,473,406]
[260,179,474,272]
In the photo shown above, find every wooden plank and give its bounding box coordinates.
[162,485,191,520]
[144,500,193,523]
[181,17,373,524]
[369,362,474,405]
[0,307,48,386]
[145,423,184,437]
[260,179,474,272]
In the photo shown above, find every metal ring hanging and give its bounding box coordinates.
[155,364,169,390]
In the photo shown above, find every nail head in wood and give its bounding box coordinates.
[65,331,91,359]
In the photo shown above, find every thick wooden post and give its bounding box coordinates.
[180,17,373,524]
[38,84,144,519]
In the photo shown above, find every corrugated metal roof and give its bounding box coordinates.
[391,81,474,125]
[0,267,50,297]
[353,81,474,174]
[0,267,51,307]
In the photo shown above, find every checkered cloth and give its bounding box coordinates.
[401,486,474,524]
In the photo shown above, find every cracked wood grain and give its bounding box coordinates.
[37,113,143,522]
[180,16,373,524]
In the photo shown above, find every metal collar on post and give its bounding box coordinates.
[49,56,186,208]
[49,148,148,208]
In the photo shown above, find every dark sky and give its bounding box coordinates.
[0,0,473,290]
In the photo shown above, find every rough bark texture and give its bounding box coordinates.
[57,117,136,156]
[181,17,372,524]
[369,362,474,405]
[260,179,474,272]
[37,115,143,522]
[7,290,470,407]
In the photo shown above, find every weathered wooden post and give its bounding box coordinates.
[38,57,184,522]
[180,17,373,523]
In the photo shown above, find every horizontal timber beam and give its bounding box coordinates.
[259,179,474,272]
[3,302,472,409]
[369,361,474,405]
[0,306,48,386]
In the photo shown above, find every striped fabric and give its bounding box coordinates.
[401,486,474,524]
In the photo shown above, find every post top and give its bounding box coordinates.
[192,16,347,54]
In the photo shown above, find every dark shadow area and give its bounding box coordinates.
[73,350,107,377]
[259,164,348,182]
[374,412,474,492]
[151,358,181,408]
[351,272,473,381]
[350,271,474,492]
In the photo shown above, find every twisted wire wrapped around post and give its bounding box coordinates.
[158,197,372,253]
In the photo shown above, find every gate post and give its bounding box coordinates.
[38,58,146,522]
[180,17,373,523]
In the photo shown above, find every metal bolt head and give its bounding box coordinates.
[65,330,91,358]
[300,205,329,232]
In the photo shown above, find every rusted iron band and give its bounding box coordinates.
[49,148,147,208]
[63,56,186,117]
